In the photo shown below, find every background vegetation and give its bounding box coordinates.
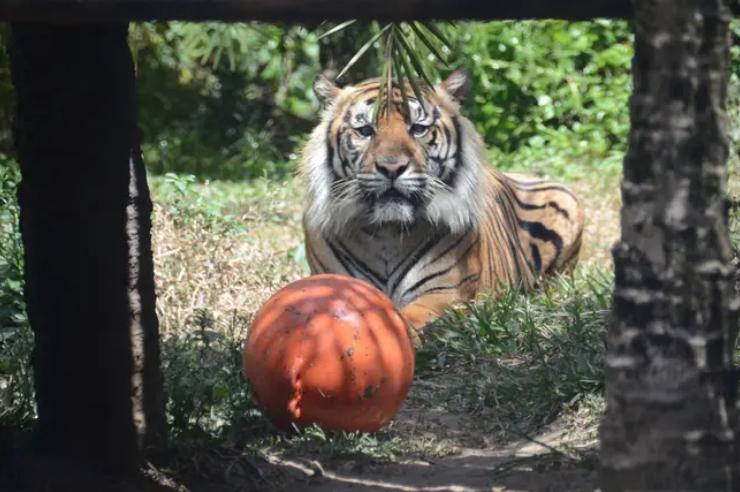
[1,19,739,475]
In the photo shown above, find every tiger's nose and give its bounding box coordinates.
[375,158,409,179]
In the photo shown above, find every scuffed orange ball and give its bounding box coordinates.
[243,274,415,432]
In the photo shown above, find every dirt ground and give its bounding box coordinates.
[177,391,601,492]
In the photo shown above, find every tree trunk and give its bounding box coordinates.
[10,24,166,475]
[600,0,739,489]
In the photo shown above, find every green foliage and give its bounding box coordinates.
[0,25,13,155]
[0,157,35,429]
[150,172,249,233]
[129,22,319,180]
[729,20,740,174]
[161,310,268,443]
[417,270,610,426]
[320,21,453,117]
[452,20,632,179]
[124,20,638,181]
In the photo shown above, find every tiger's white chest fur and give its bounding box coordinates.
[308,221,472,308]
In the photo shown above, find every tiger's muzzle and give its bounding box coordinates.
[358,159,427,209]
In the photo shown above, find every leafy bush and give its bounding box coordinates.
[0,157,35,430]
[129,22,319,180]
[417,270,611,427]
[161,310,268,443]
[452,20,632,178]
[128,20,636,180]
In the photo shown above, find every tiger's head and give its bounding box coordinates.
[301,70,487,237]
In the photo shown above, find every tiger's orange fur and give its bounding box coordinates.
[300,71,584,329]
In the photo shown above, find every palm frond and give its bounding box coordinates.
[395,31,434,89]
[318,20,357,40]
[418,22,454,51]
[395,43,425,106]
[409,22,449,67]
[392,45,411,114]
[335,24,391,81]
[319,20,457,121]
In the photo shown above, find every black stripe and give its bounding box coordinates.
[325,123,338,179]
[511,192,570,220]
[306,239,329,274]
[415,273,480,297]
[327,241,354,274]
[334,239,388,286]
[327,240,382,290]
[400,237,479,299]
[442,123,452,159]
[426,234,468,267]
[530,244,542,274]
[428,127,439,148]
[442,116,463,187]
[518,220,563,274]
[388,232,446,296]
[335,127,351,177]
[512,183,577,200]
[507,235,526,282]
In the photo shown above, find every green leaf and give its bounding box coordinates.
[396,44,426,105]
[419,22,454,51]
[380,25,396,119]
[396,31,434,89]
[318,20,357,40]
[392,45,411,114]
[409,22,449,66]
[336,24,391,81]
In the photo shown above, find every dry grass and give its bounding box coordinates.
[570,178,621,269]
[150,172,622,337]
[147,168,618,434]
[151,178,307,335]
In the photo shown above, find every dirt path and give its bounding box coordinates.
[261,436,598,491]
[179,374,601,492]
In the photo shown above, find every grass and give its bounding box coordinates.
[417,270,609,427]
[139,161,621,471]
[0,149,622,471]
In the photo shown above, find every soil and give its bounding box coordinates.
[173,372,601,492]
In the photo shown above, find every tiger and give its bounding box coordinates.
[300,70,584,330]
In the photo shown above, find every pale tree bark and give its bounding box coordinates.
[600,0,739,489]
[9,24,166,479]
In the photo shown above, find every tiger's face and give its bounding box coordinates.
[311,71,474,228]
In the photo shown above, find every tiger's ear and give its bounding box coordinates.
[440,69,471,103]
[314,73,341,106]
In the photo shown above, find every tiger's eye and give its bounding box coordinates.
[410,124,430,137]
[355,125,375,138]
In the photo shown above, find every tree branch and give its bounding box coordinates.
[0,0,636,22]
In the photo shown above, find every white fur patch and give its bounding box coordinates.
[371,201,415,226]
[302,89,486,238]
[423,118,485,234]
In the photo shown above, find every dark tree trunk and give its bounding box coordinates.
[600,0,739,489]
[9,24,166,476]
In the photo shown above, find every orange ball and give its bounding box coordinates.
[243,274,415,433]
